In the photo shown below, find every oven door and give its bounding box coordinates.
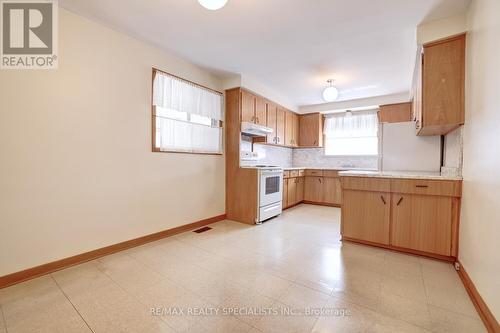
[259,171,283,207]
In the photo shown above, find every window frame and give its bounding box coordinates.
[151,67,224,155]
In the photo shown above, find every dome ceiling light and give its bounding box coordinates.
[198,0,228,10]
[322,79,339,102]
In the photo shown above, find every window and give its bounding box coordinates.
[324,110,379,156]
[152,69,223,154]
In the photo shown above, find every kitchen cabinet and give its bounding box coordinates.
[296,177,304,202]
[287,178,297,207]
[323,177,342,205]
[282,176,288,207]
[285,111,300,147]
[305,177,323,202]
[413,33,466,135]
[379,102,412,123]
[340,176,462,260]
[266,102,277,144]
[241,90,266,125]
[241,90,255,123]
[276,107,285,145]
[342,190,391,245]
[391,194,453,256]
[299,113,323,147]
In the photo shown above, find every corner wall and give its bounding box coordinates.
[0,9,225,276]
[459,0,500,320]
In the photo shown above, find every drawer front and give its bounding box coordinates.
[283,171,290,179]
[323,170,339,178]
[298,169,305,177]
[391,179,461,197]
[341,177,391,192]
[305,169,323,177]
[290,170,300,177]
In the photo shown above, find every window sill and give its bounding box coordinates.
[152,148,223,156]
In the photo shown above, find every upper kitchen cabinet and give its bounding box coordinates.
[299,113,323,147]
[241,90,266,125]
[413,33,466,136]
[265,103,285,145]
[285,111,300,147]
[379,102,412,123]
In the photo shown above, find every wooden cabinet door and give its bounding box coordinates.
[341,190,390,245]
[275,107,285,145]
[323,177,341,205]
[241,90,255,123]
[282,178,288,208]
[287,178,297,206]
[292,113,299,147]
[255,96,267,126]
[391,194,452,256]
[305,177,323,202]
[299,113,323,147]
[296,177,304,202]
[284,110,294,146]
[421,34,465,134]
[266,103,277,143]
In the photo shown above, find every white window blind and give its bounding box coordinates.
[152,70,223,154]
[324,110,379,156]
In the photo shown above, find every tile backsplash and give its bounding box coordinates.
[442,126,463,177]
[293,148,379,169]
[240,135,377,169]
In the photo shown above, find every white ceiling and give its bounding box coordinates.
[59,0,471,109]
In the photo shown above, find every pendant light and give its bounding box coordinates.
[198,0,228,10]
[322,79,339,102]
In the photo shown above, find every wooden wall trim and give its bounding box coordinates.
[457,261,500,333]
[0,214,226,289]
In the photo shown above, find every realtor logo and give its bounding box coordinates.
[1,0,58,69]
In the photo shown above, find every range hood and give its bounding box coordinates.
[241,122,273,137]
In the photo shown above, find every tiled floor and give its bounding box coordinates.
[0,204,486,333]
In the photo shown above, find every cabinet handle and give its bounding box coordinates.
[415,185,429,188]
[318,178,322,183]
[255,117,259,124]
[380,195,386,205]
[313,140,317,145]
[397,197,404,206]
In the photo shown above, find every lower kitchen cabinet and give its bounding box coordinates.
[305,177,323,202]
[296,177,304,202]
[342,190,391,245]
[287,177,297,207]
[282,179,288,207]
[391,194,453,256]
[340,176,462,260]
[323,177,342,205]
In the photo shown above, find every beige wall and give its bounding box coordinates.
[460,0,500,319]
[0,9,225,276]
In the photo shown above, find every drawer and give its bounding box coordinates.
[323,170,339,178]
[290,170,300,177]
[283,171,290,178]
[391,179,462,197]
[298,169,305,177]
[341,177,390,192]
[305,169,323,177]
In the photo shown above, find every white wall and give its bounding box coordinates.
[460,0,500,319]
[0,9,225,276]
[417,12,467,44]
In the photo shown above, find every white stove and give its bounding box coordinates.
[256,166,283,224]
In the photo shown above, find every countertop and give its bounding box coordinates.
[338,170,463,181]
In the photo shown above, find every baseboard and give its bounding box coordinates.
[0,214,226,289]
[457,261,500,333]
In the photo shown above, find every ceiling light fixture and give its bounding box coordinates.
[198,0,228,10]
[322,79,339,102]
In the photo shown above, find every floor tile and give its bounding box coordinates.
[1,205,485,333]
